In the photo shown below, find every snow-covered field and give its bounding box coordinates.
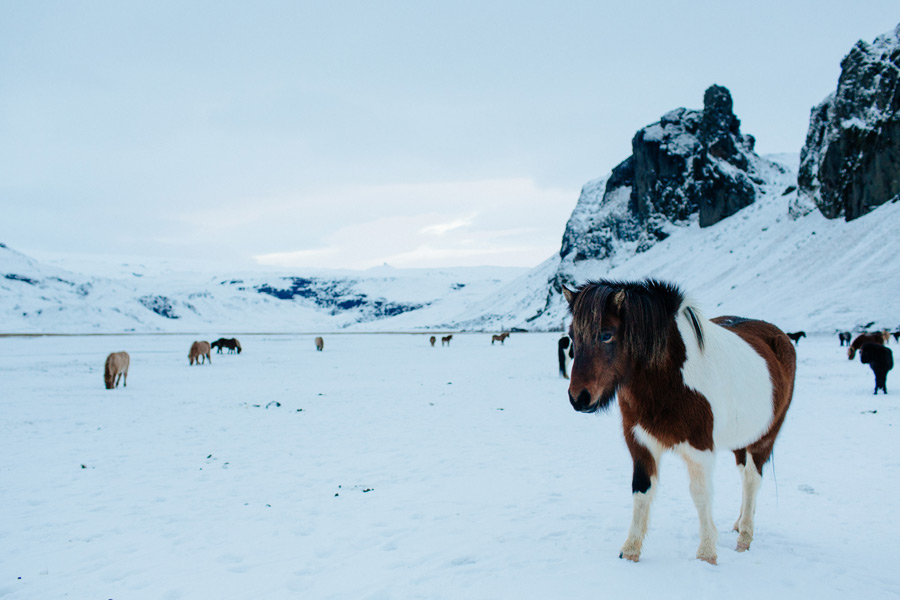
[2,332,898,599]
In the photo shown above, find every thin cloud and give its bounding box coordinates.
[419,215,476,236]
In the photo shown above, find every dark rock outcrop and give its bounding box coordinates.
[797,23,900,221]
[559,85,775,264]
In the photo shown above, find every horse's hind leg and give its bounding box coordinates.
[734,451,765,552]
[732,450,746,532]
[682,447,718,564]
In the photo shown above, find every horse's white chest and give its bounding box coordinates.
[676,311,774,450]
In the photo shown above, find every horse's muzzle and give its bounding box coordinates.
[569,389,598,413]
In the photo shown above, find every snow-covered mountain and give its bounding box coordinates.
[0,244,526,334]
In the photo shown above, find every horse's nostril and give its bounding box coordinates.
[577,389,591,408]
[570,389,593,411]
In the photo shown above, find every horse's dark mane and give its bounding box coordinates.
[569,278,685,368]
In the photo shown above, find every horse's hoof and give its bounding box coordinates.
[698,555,717,565]
[736,541,750,552]
[619,552,640,563]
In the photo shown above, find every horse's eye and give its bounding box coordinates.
[600,332,613,343]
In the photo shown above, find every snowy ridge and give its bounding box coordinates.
[0,247,525,334]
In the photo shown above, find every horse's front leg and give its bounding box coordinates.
[620,430,661,562]
[682,447,718,564]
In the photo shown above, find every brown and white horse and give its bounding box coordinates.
[491,332,510,345]
[104,351,130,389]
[315,336,324,352]
[848,333,884,360]
[564,279,795,565]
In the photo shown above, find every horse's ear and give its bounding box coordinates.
[612,290,625,309]
[562,286,576,306]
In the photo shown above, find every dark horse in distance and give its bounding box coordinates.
[211,338,242,354]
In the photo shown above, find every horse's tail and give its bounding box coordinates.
[558,345,566,377]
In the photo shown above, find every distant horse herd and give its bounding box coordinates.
[104,330,516,389]
[96,276,895,566]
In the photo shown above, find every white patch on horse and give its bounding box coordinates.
[675,302,774,450]
[632,424,666,456]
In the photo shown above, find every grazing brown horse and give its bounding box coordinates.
[491,332,510,345]
[441,335,453,347]
[315,336,324,352]
[838,331,852,346]
[189,341,211,365]
[564,279,796,565]
[429,335,436,347]
[104,351,130,389]
[848,333,884,360]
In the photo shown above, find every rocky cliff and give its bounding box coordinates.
[559,85,781,265]
[797,23,900,220]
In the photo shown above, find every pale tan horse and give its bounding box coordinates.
[104,351,130,389]
[491,332,510,345]
[189,341,211,365]
[441,334,453,346]
[315,336,324,351]
[429,336,436,347]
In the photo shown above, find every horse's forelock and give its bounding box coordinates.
[620,285,675,366]
[571,283,616,342]
[573,279,682,367]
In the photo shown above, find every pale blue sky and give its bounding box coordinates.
[2,1,897,269]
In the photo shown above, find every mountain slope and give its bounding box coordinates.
[453,153,900,334]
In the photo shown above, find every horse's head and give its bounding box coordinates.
[563,280,682,413]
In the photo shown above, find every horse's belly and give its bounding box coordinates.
[681,326,774,450]
[709,388,774,450]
